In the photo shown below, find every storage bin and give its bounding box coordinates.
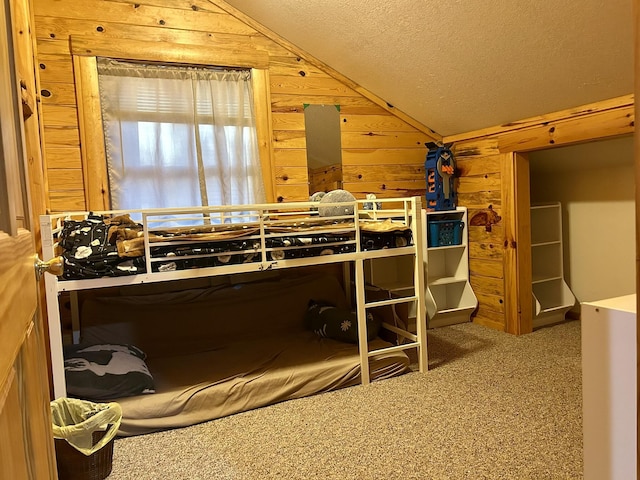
[51,398,122,480]
[55,428,115,480]
[428,220,464,247]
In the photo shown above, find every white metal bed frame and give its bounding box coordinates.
[41,196,427,399]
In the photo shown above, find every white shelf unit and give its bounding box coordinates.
[530,203,575,328]
[423,207,477,328]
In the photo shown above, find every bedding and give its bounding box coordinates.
[64,343,155,401]
[57,211,412,280]
[77,273,411,436]
[305,300,382,343]
[60,214,146,279]
[113,333,407,436]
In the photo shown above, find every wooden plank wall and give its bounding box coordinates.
[32,0,440,212]
[308,163,342,194]
[454,153,506,331]
[32,1,634,335]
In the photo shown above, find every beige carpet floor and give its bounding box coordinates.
[107,320,583,479]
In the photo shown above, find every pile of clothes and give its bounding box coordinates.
[58,214,146,280]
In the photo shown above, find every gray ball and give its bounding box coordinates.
[318,189,356,217]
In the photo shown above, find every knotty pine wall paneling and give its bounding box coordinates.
[32,0,439,211]
[455,152,506,331]
[31,1,634,336]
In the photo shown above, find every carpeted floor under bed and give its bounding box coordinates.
[107,320,583,480]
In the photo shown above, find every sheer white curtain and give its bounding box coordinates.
[97,58,265,213]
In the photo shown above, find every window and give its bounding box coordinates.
[97,59,266,213]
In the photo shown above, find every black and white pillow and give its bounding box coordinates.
[304,300,382,343]
[64,343,155,401]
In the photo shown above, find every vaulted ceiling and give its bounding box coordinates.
[225,0,634,137]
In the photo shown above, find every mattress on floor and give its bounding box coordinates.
[114,332,409,436]
[75,273,410,436]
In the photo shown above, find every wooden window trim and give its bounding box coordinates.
[70,35,269,70]
[250,68,275,202]
[71,36,274,210]
[73,55,109,210]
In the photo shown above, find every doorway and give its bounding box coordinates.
[525,134,635,325]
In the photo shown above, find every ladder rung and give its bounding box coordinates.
[381,322,417,342]
[365,295,417,308]
[367,341,420,357]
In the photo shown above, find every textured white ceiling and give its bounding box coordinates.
[225,0,634,137]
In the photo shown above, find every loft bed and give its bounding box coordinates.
[40,196,427,436]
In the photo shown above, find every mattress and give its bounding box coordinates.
[113,333,409,436]
[75,273,411,436]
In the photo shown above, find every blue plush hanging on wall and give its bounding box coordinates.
[424,142,457,211]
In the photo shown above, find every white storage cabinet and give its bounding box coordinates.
[582,295,636,480]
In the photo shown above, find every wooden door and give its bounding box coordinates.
[634,2,640,478]
[0,0,57,477]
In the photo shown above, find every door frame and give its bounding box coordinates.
[444,94,635,335]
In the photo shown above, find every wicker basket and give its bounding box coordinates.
[55,426,115,480]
